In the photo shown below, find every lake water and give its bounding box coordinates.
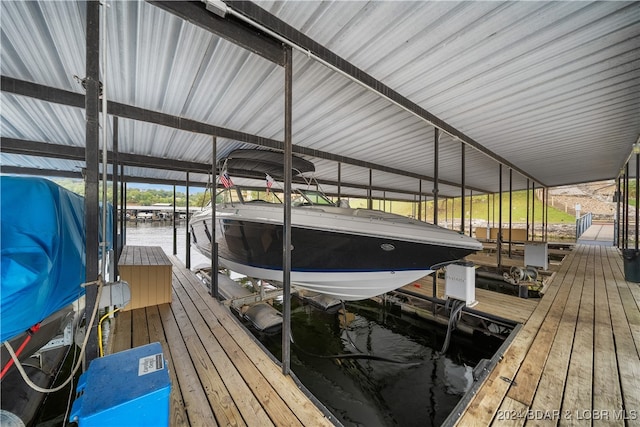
[33,222,501,426]
[256,297,501,426]
[123,220,210,267]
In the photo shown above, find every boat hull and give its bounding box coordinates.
[218,257,432,301]
[190,207,478,300]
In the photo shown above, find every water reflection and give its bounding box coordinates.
[254,298,501,427]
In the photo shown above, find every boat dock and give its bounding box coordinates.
[401,277,539,325]
[577,222,615,246]
[107,243,640,426]
[450,244,640,425]
[108,252,335,427]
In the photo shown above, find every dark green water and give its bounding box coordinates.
[249,297,503,427]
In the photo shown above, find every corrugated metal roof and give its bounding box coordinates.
[1,0,639,200]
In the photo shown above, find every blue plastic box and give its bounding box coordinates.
[70,342,171,426]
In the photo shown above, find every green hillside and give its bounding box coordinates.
[348,190,575,224]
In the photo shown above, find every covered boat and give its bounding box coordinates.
[190,150,481,301]
[1,176,88,343]
[1,176,112,424]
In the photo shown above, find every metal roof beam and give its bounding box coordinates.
[1,138,213,173]
[227,1,545,187]
[0,166,83,180]
[147,1,285,66]
[1,76,282,149]
[0,164,431,203]
[1,76,491,193]
[293,146,490,193]
[2,138,85,161]
[1,139,445,197]
[0,165,209,188]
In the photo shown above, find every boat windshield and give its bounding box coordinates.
[292,189,335,206]
[217,187,335,207]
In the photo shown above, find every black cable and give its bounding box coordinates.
[439,299,465,355]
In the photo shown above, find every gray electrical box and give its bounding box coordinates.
[525,242,548,270]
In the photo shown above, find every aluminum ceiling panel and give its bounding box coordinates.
[1,93,88,145]
[260,0,640,189]
[1,1,639,200]
[116,118,212,160]
[106,1,287,139]
[1,1,86,91]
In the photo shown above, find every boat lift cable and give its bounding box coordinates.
[2,278,105,394]
[289,332,418,365]
[439,298,466,355]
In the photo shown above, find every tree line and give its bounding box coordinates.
[53,179,211,207]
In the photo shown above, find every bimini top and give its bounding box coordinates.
[224,149,315,179]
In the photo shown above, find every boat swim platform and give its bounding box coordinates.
[447,244,640,426]
[107,253,336,427]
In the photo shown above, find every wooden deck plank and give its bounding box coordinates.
[157,294,218,426]
[504,244,583,407]
[591,246,624,427]
[169,285,246,427]
[608,252,640,352]
[492,396,527,427]
[454,244,582,425]
[172,267,304,427]
[171,276,275,427]
[526,246,587,426]
[131,307,150,348]
[146,304,189,427]
[561,245,595,423]
[456,244,640,427]
[110,309,131,353]
[171,261,335,427]
[110,253,334,427]
[601,248,640,417]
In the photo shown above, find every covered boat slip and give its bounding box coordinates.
[108,254,335,427]
[451,244,640,426]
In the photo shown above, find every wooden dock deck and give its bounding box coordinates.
[405,277,539,325]
[577,222,615,246]
[452,244,640,426]
[109,253,336,427]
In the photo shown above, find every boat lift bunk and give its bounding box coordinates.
[195,268,283,332]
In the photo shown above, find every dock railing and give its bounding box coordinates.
[575,212,592,240]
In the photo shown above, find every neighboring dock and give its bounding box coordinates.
[451,244,640,426]
[577,222,615,246]
[109,250,335,427]
[400,278,539,325]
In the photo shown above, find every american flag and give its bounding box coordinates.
[220,170,233,188]
[265,174,275,193]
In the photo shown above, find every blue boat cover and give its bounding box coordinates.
[1,176,111,342]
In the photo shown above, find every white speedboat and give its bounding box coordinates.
[190,150,481,301]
